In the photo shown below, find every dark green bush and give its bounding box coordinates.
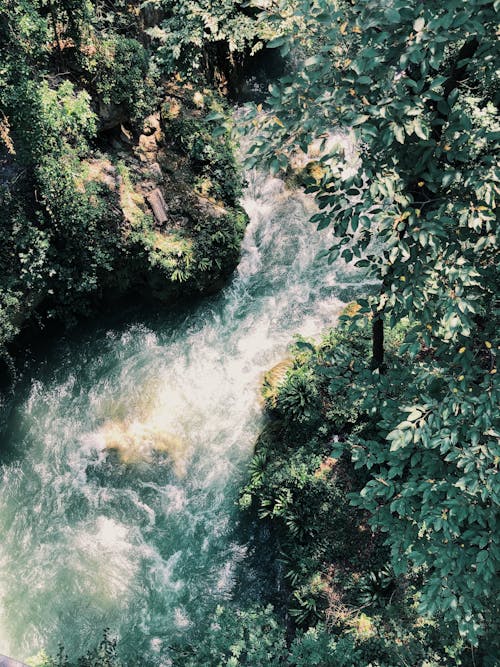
[288,628,362,667]
[238,316,487,665]
[275,365,321,425]
[162,113,244,206]
[80,35,156,125]
[171,604,288,666]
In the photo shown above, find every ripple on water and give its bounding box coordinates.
[0,142,374,662]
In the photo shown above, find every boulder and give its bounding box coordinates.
[142,112,161,137]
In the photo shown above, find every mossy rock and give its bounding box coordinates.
[261,358,294,408]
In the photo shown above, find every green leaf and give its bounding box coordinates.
[270,157,280,175]
[413,119,429,140]
[205,111,225,121]
[351,114,369,126]
[267,36,287,49]
[385,8,400,22]
[392,123,405,144]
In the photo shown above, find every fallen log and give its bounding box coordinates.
[146,188,168,225]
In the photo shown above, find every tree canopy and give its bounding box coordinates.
[242,0,499,644]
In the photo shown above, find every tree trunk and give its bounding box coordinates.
[49,3,63,58]
[431,37,479,143]
[372,315,384,371]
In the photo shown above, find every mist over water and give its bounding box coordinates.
[0,160,371,663]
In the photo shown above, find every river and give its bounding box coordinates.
[0,149,370,663]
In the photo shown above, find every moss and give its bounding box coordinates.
[147,231,195,284]
[0,57,248,367]
[116,162,149,229]
[152,230,193,256]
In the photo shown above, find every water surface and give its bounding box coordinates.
[0,164,370,664]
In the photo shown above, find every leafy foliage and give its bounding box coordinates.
[146,0,269,83]
[274,364,321,425]
[287,627,362,667]
[169,602,465,667]
[0,0,249,368]
[78,34,156,125]
[245,0,500,644]
[171,605,288,666]
[242,317,499,663]
[357,566,397,608]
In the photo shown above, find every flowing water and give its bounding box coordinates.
[0,146,371,664]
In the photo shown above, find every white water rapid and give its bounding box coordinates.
[0,153,371,664]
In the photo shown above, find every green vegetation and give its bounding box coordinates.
[239,0,499,650]
[80,34,154,126]
[1,0,498,664]
[239,316,499,664]
[0,0,252,374]
[146,0,269,88]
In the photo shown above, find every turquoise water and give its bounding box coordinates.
[0,162,371,664]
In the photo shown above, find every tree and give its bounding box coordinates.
[243,0,499,644]
[144,0,269,90]
[37,0,91,51]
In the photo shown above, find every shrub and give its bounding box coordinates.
[80,35,156,125]
[162,111,244,206]
[171,604,288,666]
[275,366,321,425]
[288,627,362,667]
